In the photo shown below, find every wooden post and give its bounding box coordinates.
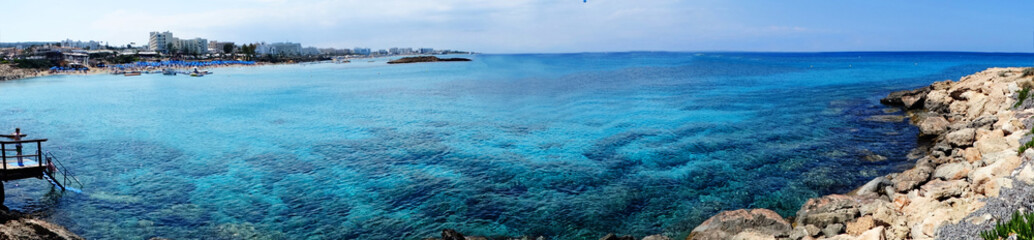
[36,141,42,167]
[1,143,5,171]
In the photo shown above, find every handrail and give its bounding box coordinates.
[0,139,48,144]
[44,152,83,191]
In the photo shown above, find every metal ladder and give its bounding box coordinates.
[42,152,83,192]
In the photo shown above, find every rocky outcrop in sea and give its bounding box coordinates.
[684,67,1034,240]
[0,208,82,240]
[387,56,472,64]
[0,64,44,81]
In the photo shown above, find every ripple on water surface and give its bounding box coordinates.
[1,52,1033,239]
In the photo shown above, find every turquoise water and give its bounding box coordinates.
[0,52,1032,239]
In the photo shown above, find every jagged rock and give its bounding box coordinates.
[882,87,932,109]
[795,195,860,229]
[919,116,949,136]
[925,90,951,113]
[642,235,670,240]
[852,177,889,196]
[805,224,821,237]
[968,115,998,130]
[930,80,953,90]
[920,179,968,200]
[1017,164,1034,185]
[822,223,844,237]
[845,215,875,236]
[788,226,808,240]
[949,101,969,115]
[688,209,790,240]
[856,226,884,240]
[975,129,1008,154]
[901,95,925,109]
[946,128,976,147]
[442,229,465,240]
[729,230,775,240]
[964,147,981,163]
[932,162,971,181]
[891,166,932,192]
[0,209,83,240]
[965,92,989,117]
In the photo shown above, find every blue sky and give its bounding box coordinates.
[1,0,1031,53]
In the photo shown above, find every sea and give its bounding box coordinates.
[0,52,1033,239]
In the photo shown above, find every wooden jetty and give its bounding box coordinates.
[0,138,81,203]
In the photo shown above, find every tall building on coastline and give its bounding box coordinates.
[148,31,208,54]
[353,47,371,55]
[149,31,173,53]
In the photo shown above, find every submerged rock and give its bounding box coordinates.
[442,229,465,240]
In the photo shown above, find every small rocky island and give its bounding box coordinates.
[387,56,472,64]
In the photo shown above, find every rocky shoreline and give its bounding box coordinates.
[0,64,48,81]
[424,68,1034,240]
[0,208,82,239]
[685,67,1034,240]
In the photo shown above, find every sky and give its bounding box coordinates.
[0,0,1032,53]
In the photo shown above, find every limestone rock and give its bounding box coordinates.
[945,128,976,147]
[920,179,968,200]
[788,226,807,240]
[856,226,884,240]
[975,129,1008,154]
[729,231,775,240]
[919,116,949,136]
[688,209,790,240]
[822,223,844,237]
[932,162,971,181]
[642,235,670,240]
[925,90,951,113]
[845,215,875,236]
[805,225,821,237]
[968,115,998,130]
[852,177,889,196]
[891,166,932,192]
[795,195,860,229]
[1017,164,1034,185]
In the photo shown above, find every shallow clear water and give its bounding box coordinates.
[0,52,1032,239]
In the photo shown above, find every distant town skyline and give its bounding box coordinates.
[1,0,1033,53]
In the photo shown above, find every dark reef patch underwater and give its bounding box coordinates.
[1,52,1034,239]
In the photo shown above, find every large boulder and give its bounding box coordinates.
[932,162,971,181]
[891,165,932,192]
[795,195,861,229]
[945,128,976,147]
[688,209,791,240]
[924,90,952,113]
[844,215,875,236]
[920,179,969,200]
[919,116,950,136]
[881,87,930,108]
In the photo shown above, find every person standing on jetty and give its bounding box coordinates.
[0,128,26,166]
